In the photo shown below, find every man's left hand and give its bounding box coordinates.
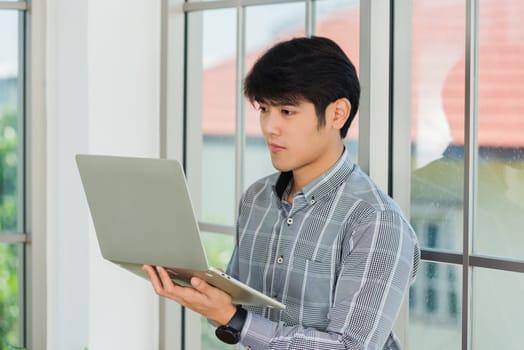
[142,265,237,326]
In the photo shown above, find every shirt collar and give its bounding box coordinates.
[273,148,355,203]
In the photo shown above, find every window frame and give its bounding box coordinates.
[28,0,47,348]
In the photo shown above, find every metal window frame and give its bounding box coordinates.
[234,6,246,222]
[359,0,390,190]
[0,234,29,243]
[26,0,47,348]
[462,1,479,348]
[183,0,305,12]
[421,249,524,274]
[159,1,186,349]
[17,7,28,346]
[390,0,411,344]
[0,1,29,10]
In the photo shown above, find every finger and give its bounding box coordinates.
[156,266,181,293]
[142,265,166,295]
[190,277,209,295]
[142,264,156,277]
[190,277,232,306]
[155,266,172,284]
[142,264,160,283]
[142,265,160,283]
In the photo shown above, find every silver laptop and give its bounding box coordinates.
[76,154,285,310]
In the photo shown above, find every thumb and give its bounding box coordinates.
[190,277,208,293]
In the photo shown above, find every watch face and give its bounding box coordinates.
[216,326,241,344]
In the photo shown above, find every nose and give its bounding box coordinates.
[260,108,280,136]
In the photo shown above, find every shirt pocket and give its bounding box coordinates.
[289,244,335,296]
[285,253,333,329]
[292,240,332,266]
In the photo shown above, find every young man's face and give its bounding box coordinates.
[257,98,344,180]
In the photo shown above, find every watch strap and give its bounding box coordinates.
[215,305,247,344]
[227,305,247,332]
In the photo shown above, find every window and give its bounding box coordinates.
[0,2,29,348]
[165,1,524,349]
[408,0,524,349]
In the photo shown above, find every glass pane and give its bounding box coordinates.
[408,261,462,350]
[475,1,524,260]
[201,231,235,270]
[0,10,19,235]
[410,0,466,252]
[0,10,22,349]
[0,243,20,347]
[315,0,360,162]
[200,8,237,226]
[244,2,306,188]
[472,267,524,349]
[0,100,18,235]
[200,231,235,350]
[0,11,19,77]
[200,318,232,350]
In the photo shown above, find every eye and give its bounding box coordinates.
[257,104,268,113]
[281,108,295,116]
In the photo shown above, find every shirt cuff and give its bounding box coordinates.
[240,311,278,350]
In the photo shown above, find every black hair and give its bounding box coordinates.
[244,36,360,138]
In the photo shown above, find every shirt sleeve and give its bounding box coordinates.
[238,209,420,350]
[225,245,239,279]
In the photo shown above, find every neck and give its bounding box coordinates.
[292,143,344,191]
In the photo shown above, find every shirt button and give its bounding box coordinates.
[246,347,252,350]
[287,217,293,225]
[309,198,316,205]
[276,255,284,264]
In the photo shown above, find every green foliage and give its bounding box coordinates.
[0,243,19,347]
[201,232,234,270]
[0,105,18,233]
[200,233,236,349]
[200,317,235,350]
[0,105,20,347]
[3,343,28,350]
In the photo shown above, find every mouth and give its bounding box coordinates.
[268,143,285,153]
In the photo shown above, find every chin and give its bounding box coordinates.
[271,161,293,173]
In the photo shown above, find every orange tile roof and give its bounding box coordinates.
[203,1,524,149]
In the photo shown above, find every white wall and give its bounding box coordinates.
[46,0,161,349]
[46,0,89,347]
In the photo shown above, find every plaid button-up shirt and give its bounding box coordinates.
[226,149,420,350]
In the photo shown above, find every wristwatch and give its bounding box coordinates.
[215,305,247,344]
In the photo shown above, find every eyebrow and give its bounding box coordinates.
[256,98,302,107]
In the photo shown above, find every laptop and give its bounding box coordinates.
[76,154,285,310]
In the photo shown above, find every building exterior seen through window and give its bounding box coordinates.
[409,0,524,349]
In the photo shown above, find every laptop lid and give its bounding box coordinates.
[75,154,209,270]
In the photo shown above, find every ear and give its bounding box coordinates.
[328,98,351,130]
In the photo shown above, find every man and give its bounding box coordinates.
[143,36,420,350]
